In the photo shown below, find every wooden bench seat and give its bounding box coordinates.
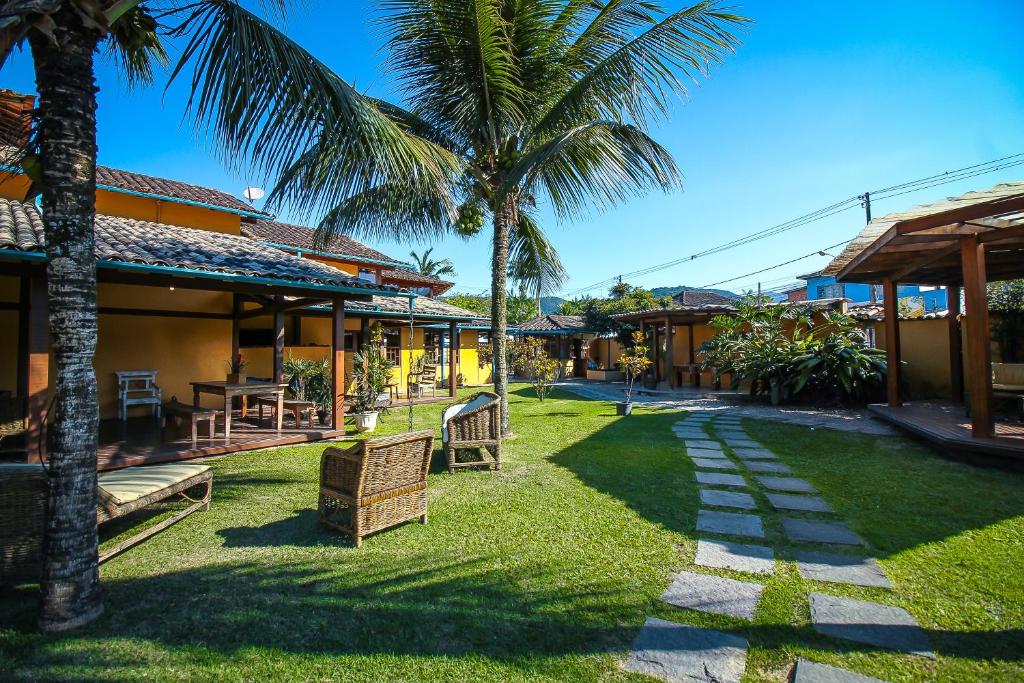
[254,395,317,428]
[163,400,218,448]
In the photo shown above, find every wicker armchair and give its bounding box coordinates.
[318,429,434,547]
[442,391,501,474]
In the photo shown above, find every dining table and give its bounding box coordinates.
[190,380,289,440]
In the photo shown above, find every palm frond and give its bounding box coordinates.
[314,181,457,246]
[105,3,167,88]
[510,210,566,296]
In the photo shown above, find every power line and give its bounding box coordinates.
[701,239,852,289]
[563,151,1024,297]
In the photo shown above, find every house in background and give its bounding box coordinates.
[515,314,594,378]
[801,271,948,312]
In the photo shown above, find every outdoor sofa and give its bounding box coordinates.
[441,391,501,474]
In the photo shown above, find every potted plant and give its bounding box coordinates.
[226,353,247,384]
[351,326,395,432]
[617,331,652,416]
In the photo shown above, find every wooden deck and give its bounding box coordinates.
[869,401,1024,466]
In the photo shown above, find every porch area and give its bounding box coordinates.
[869,402,1024,464]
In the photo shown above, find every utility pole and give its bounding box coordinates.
[860,191,872,223]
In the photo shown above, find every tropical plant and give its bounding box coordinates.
[443,291,540,325]
[989,279,1024,362]
[272,1,748,435]
[282,355,331,410]
[225,353,247,375]
[699,298,887,405]
[352,326,396,415]
[0,0,450,632]
[531,352,559,402]
[409,246,457,278]
[618,331,652,404]
[561,282,673,343]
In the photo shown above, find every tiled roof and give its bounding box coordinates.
[673,290,736,307]
[344,293,484,320]
[381,267,454,293]
[847,302,949,321]
[95,166,270,217]
[517,314,586,332]
[0,199,395,293]
[611,303,737,320]
[242,219,403,266]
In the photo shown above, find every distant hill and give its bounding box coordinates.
[650,285,740,300]
[539,296,565,314]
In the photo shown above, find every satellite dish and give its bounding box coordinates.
[243,186,265,203]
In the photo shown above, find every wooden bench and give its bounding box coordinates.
[163,400,218,448]
[255,395,317,428]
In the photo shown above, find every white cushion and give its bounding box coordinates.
[98,462,210,505]
[441,395,495,442]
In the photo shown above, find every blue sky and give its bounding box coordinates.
[3,0,1023,298]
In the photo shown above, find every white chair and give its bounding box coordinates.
[116,370,162,421]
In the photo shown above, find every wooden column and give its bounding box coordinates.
[273,296,285,384]
[449,321,458,397]
[882,277,902,407]
[230,294,242,361]
[359,317,369,349]
[688,323,697,386]
[946,285,964,403]
[961,236,993,437]
[23,273,48,463]
[664,316,675,388]
[331,299,346,431]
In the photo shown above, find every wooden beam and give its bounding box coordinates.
[331,299,346,431]
[896,194,1024,235]
[97,307,233,320]
[976,222,1024,244]
[237,296,329,320]
[961,236,993,437]
[24,274,48,463]
[96,267,373,301]
[273,296,285,384]
[946,285,964,402]
[891,243,962,281]
[449,321,458,397]
[882,277,901,407]
[664,316,675,388]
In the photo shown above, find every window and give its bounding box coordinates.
[817,283,843,299]
[411,286,432,296]
[358,268,378,283]
[383,329,401,365]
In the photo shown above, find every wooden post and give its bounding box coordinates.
[688,323,697,387]
[331,299,346,431]
[230,294,241,360]
[961,236,993,437]
[882,277,902,407]
[946,285,964,403]
[665,316,675,388]
[23,273,48,463]
[273,296,285,384]
[449,321,458,397]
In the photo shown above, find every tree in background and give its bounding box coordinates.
[272,1,748,434]
[988,279,1024,362]
[409,247,457,278]
[560,282,673,343]
[0,0,446,633]
[443,291,539,326]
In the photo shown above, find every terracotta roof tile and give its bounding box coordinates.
[242,219,403,266]
[345,293,483,319]
[517,314,586,332]
[673,290,736,307]
[381,267,454,293]
[95,166,269,216]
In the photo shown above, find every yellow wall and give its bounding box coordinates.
[0,173,31,200]
[94,189,242,234]
[589,338,623,370]
[874,318,955,399]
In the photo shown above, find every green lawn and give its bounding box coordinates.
[1,385,1022,681]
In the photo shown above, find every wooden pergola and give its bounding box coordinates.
[826,181,1024,439]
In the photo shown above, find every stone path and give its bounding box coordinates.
[793,659,887,682]
[625,408,927,680]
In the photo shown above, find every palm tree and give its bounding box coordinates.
[409,247,457,278]
[270,0,748,434]
[0,0,450,632]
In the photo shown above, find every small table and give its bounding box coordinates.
[191,380,288,441]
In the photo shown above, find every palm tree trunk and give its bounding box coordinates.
[29,8,103,633]
[490,201,514,435]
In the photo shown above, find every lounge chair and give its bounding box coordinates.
[441,391,501,474]
[318,430,434,547]
[0,461,213,585]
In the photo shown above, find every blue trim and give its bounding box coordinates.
[0,163,272,220]
[256,241,406,268]
[516,329,589,336]
[344,308,478,321]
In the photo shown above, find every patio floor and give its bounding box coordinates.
[869,401,1024,465]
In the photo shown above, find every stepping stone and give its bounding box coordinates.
[715,430,747,438]
[697,509,764,538]
[688,448,729,460]
[624,618,748,683]
[793,659,886,683]
[795,551,891,588]
[756,476,815,493]
[744,460,793,474]
[693,458,739,470]
[700,489,757,510]
[662,570,764,620]
[766,493,834,513]
[733,448,777,460]
[695,471,748,488]
[783,519,865,546]
[695,539,774,575]
[724,439,762,448]
[809,592,933,658]
[673,430,707,438]
[685,439,722,450]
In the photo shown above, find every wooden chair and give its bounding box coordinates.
[441,391,501,474]
[318,430,434,547]
[115,370,162,420]
[0,461,213,585]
